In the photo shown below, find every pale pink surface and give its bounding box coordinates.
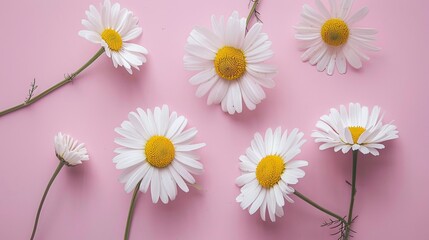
[0,0,428,239]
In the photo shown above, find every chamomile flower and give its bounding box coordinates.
[184,11,276,114]
[114,105,205,204]
[295,0,379,75]
[54,132,89,166]
[236,127,308,222]
[30,133,89,240]
[312,103,398,155]
[79,0,148,74]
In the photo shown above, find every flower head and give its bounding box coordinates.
[79,0,148,74]
[295,0,379,75]
[54,132,89,166]
[236,127,308,222]
[184,11,276,114]
[114,105,206,204]
[312,103,398,155]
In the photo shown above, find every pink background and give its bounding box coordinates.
[1,0,428,239]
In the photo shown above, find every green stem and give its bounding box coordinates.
[30,162,65,240]
[246,0,261,30]
[344,150,358,239]
[0,47,105,118]
[124,180,142,240]
[294,190,347,226]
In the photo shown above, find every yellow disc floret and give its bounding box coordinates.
[321,18,350,47]
[101,29,123,51]
[145,136,175,168]
[348,126,366,144]
[214,46,246,80]
[256,155,285,188]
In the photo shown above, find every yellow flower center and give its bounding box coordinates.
[101,29,123,51]
[144,136,175,168]
[348,126,366,144]
[255,155,285,188]
[320,18,349,47]
[214,46,246,81]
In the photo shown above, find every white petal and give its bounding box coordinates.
[172,161,195,184]
[184,54,212,71]
[249,188,266,214]
[273,185,285,207]
[339,0,354,19]
[225,11,242,47]
[231,81,243,114]
[195,76,218,98]
[189,68,216,85]
[115,151,145,169]
[326,52,336,75]
[150,169,161,203]
[243,23,262,51]
[114,137,144,149]
[207,78,229,105]
[267,189,276,222]
[122,27,142,41]
[125,164,150,193]
[189,27,221,52]
[264,128,274,155]
[175,152,203,170]
[123,43,148,55]
[343,45,362,69]
[169,166,189,192]
[336,50,347,74]
[316,49,331,72]
[236,173,256,187]
[172,128,198,144]
[346,7,369,24]
[139,166,153,193]
[240,185,262,210]
[315,0,330,19]
[166,116,187,139]
[185,44,216,60]
[161,170,176,201]
[175,143,206,152]
[260,196,267,221]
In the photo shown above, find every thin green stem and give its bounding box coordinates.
[0,47,105,118]
[246,0,261,30]
[30,161,65,240]
[124,180,142,240]
[294,190,347,225]
[344,150,358,239]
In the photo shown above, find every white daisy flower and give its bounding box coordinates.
[79,0,148,74]
[184,11,276,115]
[236,127,308,222]
[295,0,379,75]
[312,103,399,155]
[31,133,89,240]
[114,105,205,204]
[54,132,89,166]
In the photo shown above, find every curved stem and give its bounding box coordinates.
[294,190,347,225]
[246,0,261,30]
[124,180,142,240]
[30,162,65,240]
[344,150,358,239]
[0,47,105,118]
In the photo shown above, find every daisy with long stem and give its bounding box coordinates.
[0,0,147,118]
[236,127,346,226]
[184,0,276,115]
[114,105,205,240]
[312,103,399,238]
[30,133,89,240]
